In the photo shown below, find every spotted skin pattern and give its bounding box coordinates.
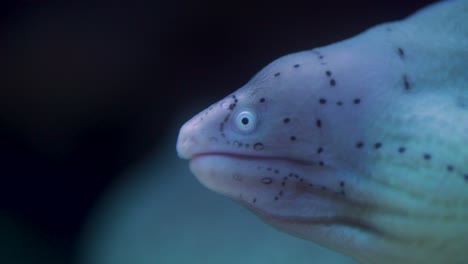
[177,1,468,263]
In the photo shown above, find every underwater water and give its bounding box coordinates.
[77,119,357,264]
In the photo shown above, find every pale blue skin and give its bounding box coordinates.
[177,1,468,263]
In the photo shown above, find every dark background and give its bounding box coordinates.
[0,0,437,263]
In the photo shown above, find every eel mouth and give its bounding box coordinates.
[189,151,319,197]
[189,152,385,239]
[189,152,361,215]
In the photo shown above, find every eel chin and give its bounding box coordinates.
[189,154,399,263]
[189,153,377,232]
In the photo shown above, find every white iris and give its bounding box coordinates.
[235,110,257,133]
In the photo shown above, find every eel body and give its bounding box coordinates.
[177,1,468,263]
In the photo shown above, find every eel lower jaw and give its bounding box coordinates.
[188,152,364,220]
[189,153,387,259]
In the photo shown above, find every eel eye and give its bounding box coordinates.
[235,110,257,133]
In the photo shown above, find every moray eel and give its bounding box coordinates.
[176,1,468,263]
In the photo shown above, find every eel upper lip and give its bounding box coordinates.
[191,152,315,166]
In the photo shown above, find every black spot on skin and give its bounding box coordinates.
[290,136,296,141]
[261,177,273,184]
[299,178,304,182]
[326,70,332,76]
[253,198,256,203]
[356,141,364,149]
[398,147,406,153]
[403,74,411,90]
[330,79,336,86]
[397,47,405,59]
[229,103,236,110]
[274,72,281,77]
[336,101,343,106]
[274,196,279,201]
[464,174,468,181]
[283,118,290,124]
[274,169,279,174]
[423,153,431,160]
[281,182,286,186]
[319,98,327,104]
[319,161,324,166]
[316,119,322,128]
[317,147,323,154]
[374,142,382,149]
[259,98,265,103]
[353,98,361,104]
[294,64,300,68]
[319,55,324,59]
[339,181,345,187]
[234,99,238,103]
[254,142,264,150]
[447,165,454,172]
